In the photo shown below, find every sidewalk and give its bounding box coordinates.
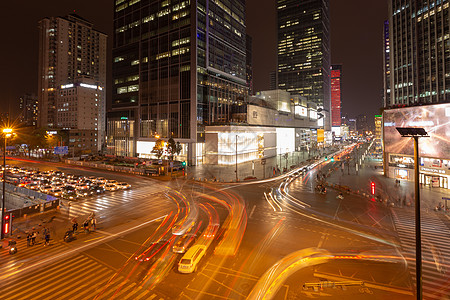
[1,200,92,247]
[325,157,450,213]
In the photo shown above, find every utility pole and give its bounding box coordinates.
[235,134,238,182]
[396,127,428,300]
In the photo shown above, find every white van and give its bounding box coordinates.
[178,245,206,273]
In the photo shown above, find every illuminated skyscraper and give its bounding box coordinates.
[38,14,107,153]
[109,0,247,163]
[330,64,342,128]
[388,0,450,106]
[382,20,391,108]
[277,0,331,130]
[19,93,38,127]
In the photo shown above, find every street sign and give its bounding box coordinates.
[54,146,68,155]
[261,158,266,165]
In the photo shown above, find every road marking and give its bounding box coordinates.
[313,272,413,296]
[249,205,256,218]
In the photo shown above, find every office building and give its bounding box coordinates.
[19,93,38,127]
[269,71,277,90]
[330,64,342,136]
[382,20,391,108]
[277,0,331,130]
[37,14,107,153]
[246,34,253,95]
[388,0,450,106]
[109,0,247,164]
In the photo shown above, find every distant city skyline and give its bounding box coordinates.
[0,0,387,122]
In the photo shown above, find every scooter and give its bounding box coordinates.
[8,241,17,255]
[64,230,75,242]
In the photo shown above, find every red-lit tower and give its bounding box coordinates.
[330,65,342,129]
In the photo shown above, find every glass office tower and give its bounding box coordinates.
[388,0,450,106]
[277,0,331,130]
[109,0,247,163]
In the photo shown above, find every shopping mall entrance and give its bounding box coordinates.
[420,174,449,189]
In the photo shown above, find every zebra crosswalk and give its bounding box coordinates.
[391,208,450,299]
[0,255,164,300]
[59,187,162,221]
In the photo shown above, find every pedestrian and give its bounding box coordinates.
[31,231,37,245]
[44,233,50,246]
[83,220,90,233]
[91,217,97,230]
[72,222,78,233]
[26,232,31,247]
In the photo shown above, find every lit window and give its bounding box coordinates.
[117,87,127,94]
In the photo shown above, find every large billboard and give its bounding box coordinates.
[383,103,450,158]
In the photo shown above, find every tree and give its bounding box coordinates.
[166,138,182,176]
[166,138,182,161]
[151,139,165,159]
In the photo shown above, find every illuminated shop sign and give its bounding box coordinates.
[309,110,318,119]
[61,83,102,90]
[80,83,98,89]
[61,84,74,89]
[294,106,308,117]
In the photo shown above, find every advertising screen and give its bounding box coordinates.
[383,103,450,158]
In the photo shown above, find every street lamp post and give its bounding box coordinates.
[396,127,429,300]
[1,128,12,240]
[235,134,238,182]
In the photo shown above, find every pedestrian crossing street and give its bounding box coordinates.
[0,255,165,300]
[391,208,450,299]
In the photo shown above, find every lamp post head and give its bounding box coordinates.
[396,127,429,137]
[2,128,12,134]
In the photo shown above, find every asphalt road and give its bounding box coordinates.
[2,155,444,299]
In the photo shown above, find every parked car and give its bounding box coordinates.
[75,183,90,190]
[40,185,53,193]
[50,188,63,197]
[95,177,107,184]
[62,186,77,199]
[116,182,131,190]
[104,183,118,191]
[89,185,105,194]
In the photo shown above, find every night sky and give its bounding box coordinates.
[1,0,387,123]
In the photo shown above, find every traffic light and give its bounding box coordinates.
[181,161,186,167]
[331,157,335,162]
[371,181,375,195]
[324,156,328,161]
[3,214,11,235]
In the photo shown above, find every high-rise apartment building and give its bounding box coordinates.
[19,93,38,127]
[382,20,391,108]
[38,14,107,153]
[277,0,331,130]
[330,64,342,128]
[109,0,247,163]
[388,0,450,106]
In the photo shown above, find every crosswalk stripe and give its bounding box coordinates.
[50,268,114,300]
[391,208,450,300]
[112,281,137,298]
[3,258,92,299]
[30,263,105,299]
[123,286,149,300]
[0,256,89,290]
[89,275,124,300]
